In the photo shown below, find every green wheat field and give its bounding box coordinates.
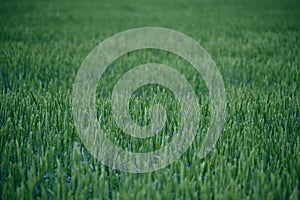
[0,0,299,199]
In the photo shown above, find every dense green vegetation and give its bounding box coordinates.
[0,0,299,199]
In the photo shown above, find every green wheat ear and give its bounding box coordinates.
[0,0,299,199]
